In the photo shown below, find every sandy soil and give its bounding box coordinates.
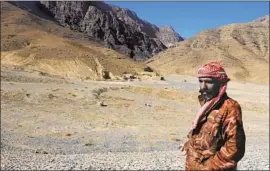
[1,68,269,170]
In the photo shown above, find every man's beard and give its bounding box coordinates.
[199,89,215,101]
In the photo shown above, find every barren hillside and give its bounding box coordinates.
[1,2,150,81]
[148,15,269,84]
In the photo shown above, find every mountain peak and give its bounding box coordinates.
[156,25,184,47]
[253,15,269,23]
[160,25,174,31]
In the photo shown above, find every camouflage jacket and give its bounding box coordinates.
[184,93,246,171]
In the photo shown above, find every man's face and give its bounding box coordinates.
[199,77,221,101]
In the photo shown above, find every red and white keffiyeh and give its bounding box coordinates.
[191,62,230,131]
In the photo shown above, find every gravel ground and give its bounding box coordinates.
[1,70,269,170]
[1,143,269,170]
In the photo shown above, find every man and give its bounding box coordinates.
[181,62,246,171]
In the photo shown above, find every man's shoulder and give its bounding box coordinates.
[222,96,241,111]
[222,96,243,123]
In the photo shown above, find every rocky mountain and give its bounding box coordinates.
[253,15,269,23]
[156,26,184,48]
[32,1,183,61]
[1,1,155,81]
[148,15,269,84]
[109,5,184,47]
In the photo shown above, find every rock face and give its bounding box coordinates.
[109,5,184,48]
[156,26,184,48]
[37,1,183,61]
[1,1,152,81]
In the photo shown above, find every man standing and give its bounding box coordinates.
[181,62,246,171]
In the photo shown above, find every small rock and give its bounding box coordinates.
[84,141,94,146]
[39,71,48,76]
[171,137,181,142]
[115,76,123,81]
[100,101,108,107]
[144,102,152,107]
[123,74,132,80]
[64,133,72,136]
[103,71,115,80]
[48,94,57,99]
[130,75,137,79]
[35,149,48,154]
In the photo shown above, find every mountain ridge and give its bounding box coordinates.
[148,15,269,84]
[1,1,154,81]
[36,1,184,60]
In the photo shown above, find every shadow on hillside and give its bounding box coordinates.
[8,1,55,22]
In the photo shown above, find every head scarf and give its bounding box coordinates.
[190,62,230,131]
